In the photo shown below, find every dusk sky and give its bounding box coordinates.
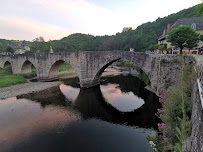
[0,0,201,41]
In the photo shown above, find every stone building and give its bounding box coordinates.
[158,17,203,54]
[11,40,30,54]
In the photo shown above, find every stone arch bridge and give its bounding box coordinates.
[0,51,194,94]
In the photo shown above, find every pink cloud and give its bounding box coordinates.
[0,15,74,41]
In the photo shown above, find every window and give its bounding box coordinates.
[191,23,196,30]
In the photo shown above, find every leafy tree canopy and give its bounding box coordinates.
[197,3,203,16]
[30,36,45,52]
[6,46,14,53]
[167,25,200,54]
[0,43,3,53]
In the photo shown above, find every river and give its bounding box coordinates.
[0,67,160,152]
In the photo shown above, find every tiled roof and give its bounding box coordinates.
[159,17,203,38]
[170,17,203,31]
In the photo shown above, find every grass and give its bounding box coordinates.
[0,67,37,88]
[59,72,77,78]
[20,68,37,79]
[0,64,74,88]
[59,64,74,72]
[0,68,27,87]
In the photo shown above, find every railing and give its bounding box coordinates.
[197,79,203,109]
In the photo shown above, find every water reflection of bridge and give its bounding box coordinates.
[17,75,160,129]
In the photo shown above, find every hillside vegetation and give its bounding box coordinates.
[0,4,200,53]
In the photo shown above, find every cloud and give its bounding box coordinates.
[0,0,201,40]
[29,0,201,35]
[0,15,74,41]
[29,0,123,35]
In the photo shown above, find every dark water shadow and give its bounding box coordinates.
[17,77,160,130]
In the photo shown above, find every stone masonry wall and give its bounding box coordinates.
[187,80,203,152]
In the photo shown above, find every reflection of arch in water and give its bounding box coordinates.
[3,61,12,68]
[74,84,160,129]
[17,79,160,129]
[21,60,36,74]
[17,85,70,108]
[48,60,78,80]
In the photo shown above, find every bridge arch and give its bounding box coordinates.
[3,61,12,68]
[93,58,121,84]
[93,58,151,86]
[21,60,36,74]
[48,60,78,80]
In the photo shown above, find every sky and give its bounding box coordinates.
[0,0,201,41]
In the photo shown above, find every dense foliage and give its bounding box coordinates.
[0,44,3,53]
[6,46,14,53]
[0,4,200,53]
[197,3,203,16]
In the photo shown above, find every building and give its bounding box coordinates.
[158,17,203,54]
[11,40,30,54]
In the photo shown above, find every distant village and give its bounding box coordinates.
[1,40,30,55]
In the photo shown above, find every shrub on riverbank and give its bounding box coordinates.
[148,61,196,152]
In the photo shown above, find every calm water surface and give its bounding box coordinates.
[0,71,160,152]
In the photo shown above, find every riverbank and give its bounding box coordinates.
[0,81,62,100]
[0,66,140,100]
[0,66,122,100]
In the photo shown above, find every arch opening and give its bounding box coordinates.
[21,60,36,74]
[48,60,78,81]
[3,61,11,69]
[94,58,151,86]
[118,59,151,85]
[93,58,121,84]
[21,60,37,80]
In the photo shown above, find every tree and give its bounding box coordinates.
[31,36,45,52]
[0,43,3,53]
[5,46,14,54]
[197,3,203,16]
[167,26,200,54]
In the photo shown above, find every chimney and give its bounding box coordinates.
[167,24,171,33]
